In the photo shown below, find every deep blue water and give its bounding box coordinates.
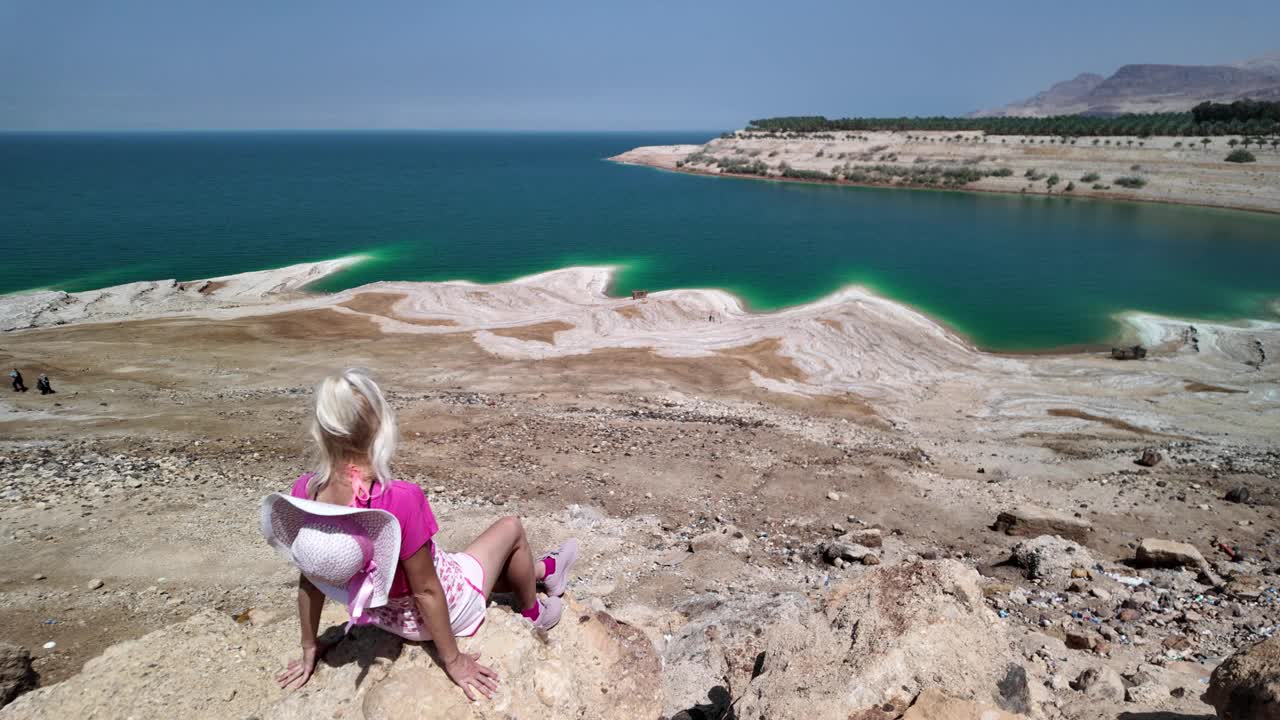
[2,131,1278,350]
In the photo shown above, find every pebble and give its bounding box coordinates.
[32,573,46,581]
[87,578,104,590]
[42,641,56,650]
[826,491,840,501]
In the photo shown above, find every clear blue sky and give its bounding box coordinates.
[2,0,1278,131]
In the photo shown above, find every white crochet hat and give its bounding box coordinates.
[260,493,401,621]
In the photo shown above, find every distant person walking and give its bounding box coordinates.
[36,374,54,395]
[10,369,26,392]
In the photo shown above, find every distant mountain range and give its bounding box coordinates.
[970,52,1280,117]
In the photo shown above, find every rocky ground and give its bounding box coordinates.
[0,282,1277,718]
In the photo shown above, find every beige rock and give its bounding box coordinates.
[993,505,1091,544]
[1125,681,1169,705]
[1,597,662,720]
[1203,634,1280,720]
[1074,665,1125,702]
[901,688,1026,719]
[840,527,883,548]
[1135,538,1206,569]
[728,561,1017,719]
[1011,535,1095,581]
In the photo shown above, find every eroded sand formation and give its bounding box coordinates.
[1,260,1278,718]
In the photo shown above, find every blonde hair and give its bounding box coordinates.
[308,368,397,497]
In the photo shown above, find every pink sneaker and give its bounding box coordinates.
[539,538,579,597]
[529,596,562,631]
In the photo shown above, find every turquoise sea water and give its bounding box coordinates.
[2,131,1278,350]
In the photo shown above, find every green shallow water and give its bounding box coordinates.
[2,131,1278,350]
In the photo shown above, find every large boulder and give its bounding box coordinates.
[1203,634,1280,719]
[1011,535,1095,581]
[993,505,1092,544]
[1135,538,1206,569]
[0,597,661,720]
[662,560,1026,720]
[0,642,35,707]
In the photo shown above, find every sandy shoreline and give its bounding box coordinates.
[3,258,1276,441]
[611,131,1280,215]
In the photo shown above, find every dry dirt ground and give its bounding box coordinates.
[0,296,1277,717]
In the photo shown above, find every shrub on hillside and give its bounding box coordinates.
[781,165,833,181]
[1114,176,1147,189]
[1080,172,1100,183]
[1225,149,1257,163]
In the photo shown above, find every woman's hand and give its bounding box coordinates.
[276,642,326,690]
[445,652,500,701]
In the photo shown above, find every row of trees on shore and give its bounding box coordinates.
[746,102,1280,138]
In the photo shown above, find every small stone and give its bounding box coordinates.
[432,485,446,493]
[1136,448,1162,467]
[31,573,46,581]
[1225,487,1250,504]
[1089,587,1111,602]
[839,528,883,548]
[87,578,103,590]
[1066,631,1094,651]
[826,491,840,501]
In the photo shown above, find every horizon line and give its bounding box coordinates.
[0,127,731,135]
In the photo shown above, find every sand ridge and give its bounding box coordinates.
[2,260,1277,444]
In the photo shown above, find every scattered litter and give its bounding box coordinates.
[1107,572,1146,587]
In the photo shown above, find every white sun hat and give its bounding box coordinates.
[260,493,402,625]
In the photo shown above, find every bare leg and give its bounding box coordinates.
[463,516,545,611]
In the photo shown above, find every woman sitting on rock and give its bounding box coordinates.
[261,368,579,700]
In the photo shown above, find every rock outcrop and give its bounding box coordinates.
[0,597,661,720]
[663,560,1025,719]
[0,643,35,708]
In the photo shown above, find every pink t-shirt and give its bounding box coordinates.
[290,474,438,598]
